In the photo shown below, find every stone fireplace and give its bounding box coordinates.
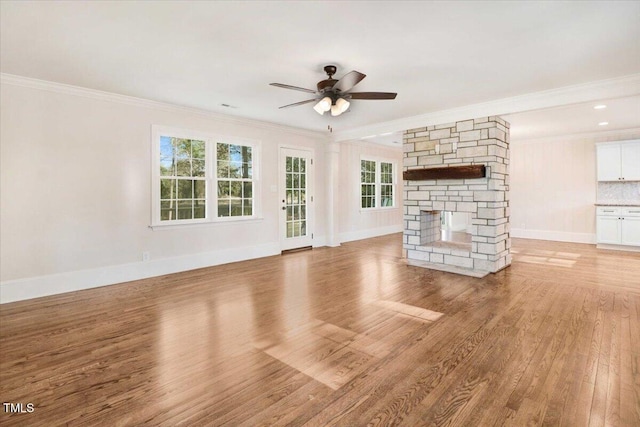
[403,117,511,277]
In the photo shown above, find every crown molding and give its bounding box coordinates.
[0,73,326,140]
[513,127,640,145]
[332,73,640,142]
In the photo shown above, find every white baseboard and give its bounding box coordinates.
[339,224,403,244]
[596,243,640,253]
[511,228,596,244]
[0,242,281,304]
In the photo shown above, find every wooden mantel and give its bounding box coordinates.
[403,165,486,181]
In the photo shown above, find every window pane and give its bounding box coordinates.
[286,156,292,172]
[286,190,292,204]
[192,140,205,159]
[293,174,299,188]
[217,160,229,178]
[161,201,176,221]
[242,162,251,179]
[160,158,175,176]
[218,180,230,198]
[293,157,299,172]
[286,173,292,188]
[241,146,252,163]
[194,199,206,219]
[230,181,242,198]
[218,200,230,217]
[192,159,205,177]
[300,205,306,219]
[230,145,243,162]
[178,180,193,199]
[175,139,191,159]
[229,161,241,179]
[287,206,293,221]
[230,199,243,216]
[161,179,176,200]
[300,159,306,173]
[243,182,252,198]
[160,136,174,158]
[194,180,206,199]
[243,199,252,216]
[176,159,191,177]
[300,174,306,189]
[217,143,229,161]
[177,200,192,219]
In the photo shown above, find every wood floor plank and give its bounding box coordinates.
[1,235,639,426]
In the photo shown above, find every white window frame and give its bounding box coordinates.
[151,125,261,228]
[360,156,396,211]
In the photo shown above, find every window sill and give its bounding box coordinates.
[149,216,265,231]
[359,206,398,213]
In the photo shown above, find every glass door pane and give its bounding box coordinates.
[285,155,307,239]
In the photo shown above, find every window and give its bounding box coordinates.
[152,126,259,226]
[159,137,207,221]
[360,158,395,209]
[216,143,253,217]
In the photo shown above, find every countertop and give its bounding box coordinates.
[595,202,640,207]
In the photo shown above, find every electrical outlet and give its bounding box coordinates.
[142,251,150,262]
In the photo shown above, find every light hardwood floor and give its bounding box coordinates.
[1,235,639,426]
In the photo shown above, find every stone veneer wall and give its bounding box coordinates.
[403,116,511,274]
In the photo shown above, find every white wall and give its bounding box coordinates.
[510,129,640,243]
[338,140,403,242]
[0,80,331,302]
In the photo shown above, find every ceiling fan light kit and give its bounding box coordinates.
[331,97,350,116]
[270,65,397,118]
[313,96,332,114]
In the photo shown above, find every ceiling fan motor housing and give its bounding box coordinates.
[317,65,339,94]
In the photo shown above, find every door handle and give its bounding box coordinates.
[282,207,286,210]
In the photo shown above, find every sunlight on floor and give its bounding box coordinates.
[511,248,581,268]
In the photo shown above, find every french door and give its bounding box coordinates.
[279,147,313,251]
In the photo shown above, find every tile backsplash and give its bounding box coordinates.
[597,181,640,203]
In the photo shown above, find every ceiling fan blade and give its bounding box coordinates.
[278,99,317,109]
[333,71,366,93]
[349,92,397,100]
[270,83,317,94]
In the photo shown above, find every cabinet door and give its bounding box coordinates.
[597,144,621,181]
[597,216,620,244]
[621,142,640,180]
[621,217,640,246]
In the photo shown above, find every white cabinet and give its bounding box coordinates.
[621,143,640,181]
[596,206,640,247]
[621,210,640,246]
[597,145,621,181]
[596,140,640,181]
[597,216,620,244]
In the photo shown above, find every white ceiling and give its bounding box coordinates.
[504,95,640,141]
[2,1,640,140]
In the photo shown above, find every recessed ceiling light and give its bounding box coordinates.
[361,135,377,139]
[380,132,393,136]
[593,105,607,110]
[598,122,609,126]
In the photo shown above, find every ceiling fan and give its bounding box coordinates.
[270,65,397,117]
